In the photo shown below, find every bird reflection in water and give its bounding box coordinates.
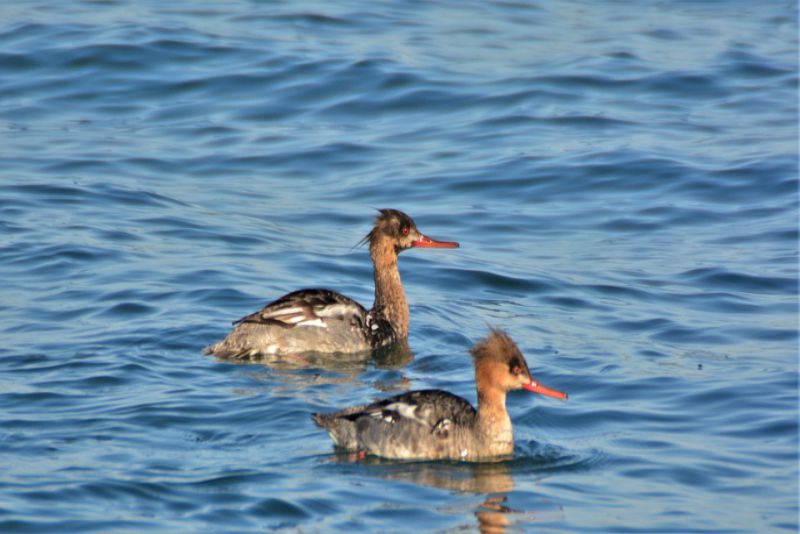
[476,495,514,534]
[218,339,415,395]
[326,455,563,533]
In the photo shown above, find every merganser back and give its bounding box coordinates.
[203,209,458,359]
[313,329,567,461]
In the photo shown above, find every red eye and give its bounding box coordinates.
[401,227,409,236]
[512,366,521,375]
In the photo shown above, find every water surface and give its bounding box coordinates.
[0,1,797,532]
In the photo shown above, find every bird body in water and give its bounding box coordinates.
[204,209,458,358]
[313,330,568,461]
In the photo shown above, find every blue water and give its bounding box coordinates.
[1,0,797,531]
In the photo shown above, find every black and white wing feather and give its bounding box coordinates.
[313,389,479,457]
[235,288,368,329]
[348,390,477,430]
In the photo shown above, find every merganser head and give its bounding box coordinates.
[471,329,568,400]
[360,209,460,253]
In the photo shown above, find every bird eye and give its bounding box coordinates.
[401,226,409,236]
[512,365,521,375]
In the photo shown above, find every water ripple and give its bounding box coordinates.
[0,1,796,533]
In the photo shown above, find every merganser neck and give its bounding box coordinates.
[370,238,409,339]
[476,379,514,455]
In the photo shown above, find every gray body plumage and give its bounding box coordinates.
[313,389,512,461]
[204,289,395,358]
[313,330,568,461]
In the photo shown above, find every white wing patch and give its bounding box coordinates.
[264,306,304,318]
[246,290,367,329]
[314,303,362,319]
[260,306,336,329]
[262,302,363,329]
[383,401,428,426]
[295,318,327,328]
[260,306,308,324]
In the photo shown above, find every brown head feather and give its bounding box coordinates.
[356,208,419,250]
[470,329,533,378]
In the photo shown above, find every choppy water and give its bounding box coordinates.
[1,1,798,532]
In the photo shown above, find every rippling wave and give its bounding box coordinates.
[0,0,796,532]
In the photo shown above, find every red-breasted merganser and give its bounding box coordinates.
[204,209,458,359]
[313,329,568,461]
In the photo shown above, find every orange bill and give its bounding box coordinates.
[524,380,568,400]
[412,234,460,248]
